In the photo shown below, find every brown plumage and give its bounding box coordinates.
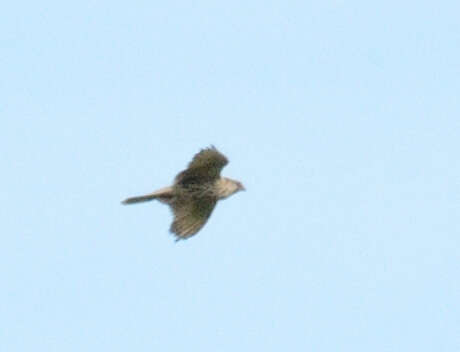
[122,146,245,240]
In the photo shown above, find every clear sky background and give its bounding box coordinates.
[1,1,459,351]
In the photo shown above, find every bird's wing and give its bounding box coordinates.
[170,196,217,239]
[174,146,228,186]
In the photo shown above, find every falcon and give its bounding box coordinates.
[122,146,245,240]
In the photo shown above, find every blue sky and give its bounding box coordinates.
[1,1,459,351]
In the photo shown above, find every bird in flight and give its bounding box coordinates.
[122,146,245,240]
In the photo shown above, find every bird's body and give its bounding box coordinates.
[122,146,244,240]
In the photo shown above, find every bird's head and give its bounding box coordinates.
[217,177,245,199]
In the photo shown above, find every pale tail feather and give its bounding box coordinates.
[122,186,173,205]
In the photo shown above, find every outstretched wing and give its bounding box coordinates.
[175,146,228,186]
[170,196,217,239]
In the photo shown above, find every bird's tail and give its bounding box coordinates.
[122,186,173,205]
